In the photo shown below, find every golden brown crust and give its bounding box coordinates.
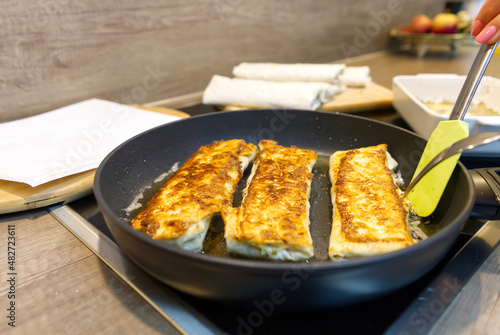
[130,139,257,241]
[329,144,414,260]
[223,140,317,260]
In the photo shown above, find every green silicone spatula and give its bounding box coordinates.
[406,42,498,217]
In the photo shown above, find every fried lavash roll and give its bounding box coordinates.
[222,140,317,261]
[130,139,258,252]
[328,144,414,260]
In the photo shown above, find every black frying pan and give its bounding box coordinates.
[94,109,477,309]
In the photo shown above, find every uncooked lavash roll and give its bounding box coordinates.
[337,66,372,87]
[232,62,346,83]
[202,75,344,110]
[233,62,372,88]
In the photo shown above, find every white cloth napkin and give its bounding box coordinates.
[202,75,344,110]
[0,99,181,186]
[233,62,346,83]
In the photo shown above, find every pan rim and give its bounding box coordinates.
[94,109,475,273]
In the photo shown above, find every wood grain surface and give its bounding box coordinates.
[0,210,179,334]
[319,82,393,112]
[0,0,446,122]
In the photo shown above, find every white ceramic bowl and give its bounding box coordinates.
[392,74,500,156]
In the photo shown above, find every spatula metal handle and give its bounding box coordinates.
[449,42,498,121]
[403,132,500,199]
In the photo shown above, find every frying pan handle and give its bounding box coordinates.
[470,168,500,220]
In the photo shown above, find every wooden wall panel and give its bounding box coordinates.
[0,0,446,122]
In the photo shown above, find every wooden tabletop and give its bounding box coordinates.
[1,44,499,335]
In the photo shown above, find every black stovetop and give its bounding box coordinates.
[69,193,483,335]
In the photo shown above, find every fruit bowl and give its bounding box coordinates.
[391,27,472,44]
[390,27,473,57]
[392,11,473,57]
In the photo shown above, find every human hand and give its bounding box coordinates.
[471,0,500,44]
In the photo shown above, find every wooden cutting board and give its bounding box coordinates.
[0,105,189,215]
[221,82,393,112]
[319,82,393,112]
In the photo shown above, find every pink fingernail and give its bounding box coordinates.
[471,19,484,36]
[476,25,497,43]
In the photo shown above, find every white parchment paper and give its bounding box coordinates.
[0,99,181,186]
